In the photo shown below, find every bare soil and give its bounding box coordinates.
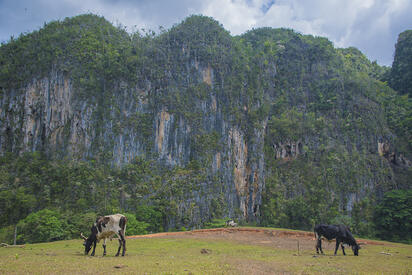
[128,227,385,251]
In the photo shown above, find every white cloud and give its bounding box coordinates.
[202,0,260,34]
[199,0,411,64]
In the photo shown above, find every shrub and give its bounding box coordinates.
[374,190,412,243]
[17,209,69,243]
[124,213,149,236]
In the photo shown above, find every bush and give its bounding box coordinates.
[124,213,149,236]
[135,205,164,232]
[0,225,15,244]
[374,190,412,243]
[204,218,227,229]
[330,215,354,229]
[283,197,313,230]
[17,209,69,244]
[66,211,97,239]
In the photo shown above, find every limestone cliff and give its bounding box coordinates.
[0,14,410,229]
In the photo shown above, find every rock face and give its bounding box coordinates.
[0,15,410,227]
[0,63,267,222]
[1,71,94,158]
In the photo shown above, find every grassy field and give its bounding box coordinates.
[1,227,411,274]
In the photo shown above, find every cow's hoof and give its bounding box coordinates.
[115,254,119,257]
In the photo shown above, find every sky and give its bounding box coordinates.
[0,0,411,66]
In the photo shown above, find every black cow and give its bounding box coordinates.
[81,214,127,256]
[314,224,360,256]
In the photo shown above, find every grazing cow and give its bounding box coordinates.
[81,214,127,256]
[314,224,360,256]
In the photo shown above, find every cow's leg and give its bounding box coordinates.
[102,238,107,256]
[317,236,324,254]
[316,237,321,254]
[334,239,340,255]
[341,244,346,255]
[119,230,126,256]
[91,240,97,256]
[115,237,122,257]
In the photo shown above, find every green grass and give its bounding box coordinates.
[1,229,411,274]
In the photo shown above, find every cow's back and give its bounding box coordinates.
[99,214,127,235]
[107,214,124,226]
[315,224,339,240]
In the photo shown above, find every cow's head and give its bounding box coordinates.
[352,243,361,256]
[81,226,98,255]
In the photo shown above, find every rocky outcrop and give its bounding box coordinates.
[1,15,410,229]
[0,71,95,158]
[378,140,412,167]
[272,140,303,160]
[229,127,249,216]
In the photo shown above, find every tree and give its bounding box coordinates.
[374,190,412,243]
[123,213,149,235]
[390,30,412,96]
[17,209,69,244]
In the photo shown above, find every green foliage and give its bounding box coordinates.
[338,47,390,81]
[374,190,412,243]
[379,88,412,153]
[330,215,354,229]
[192,131,221,158]
[0,14,411,244]
[282,196,314,230]
[204,218,227,229]
[164,15,232,64]
[66,212,97,238]
[0,14,134,95]
[261,149,394,235]
[135,205,164,233]
[17,209,69,244]
[0,187,36,225]
[390,30,412,96]
[0,152,219,242]
[0,225,15,244]
[266,109,322,142]
[351,199,375,237]
[124,213,149,235]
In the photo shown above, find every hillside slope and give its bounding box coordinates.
[0,14,410,235]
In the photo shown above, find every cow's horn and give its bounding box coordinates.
[80,233,87,240]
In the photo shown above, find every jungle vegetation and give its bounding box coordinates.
[0,14,411,244]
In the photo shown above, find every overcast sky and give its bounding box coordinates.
[1,0,411,65]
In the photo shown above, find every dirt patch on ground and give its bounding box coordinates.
[226,257,291,275]
[127,227,386,251]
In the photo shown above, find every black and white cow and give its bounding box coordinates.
[81,214,127,256]
[314,224,360,256]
